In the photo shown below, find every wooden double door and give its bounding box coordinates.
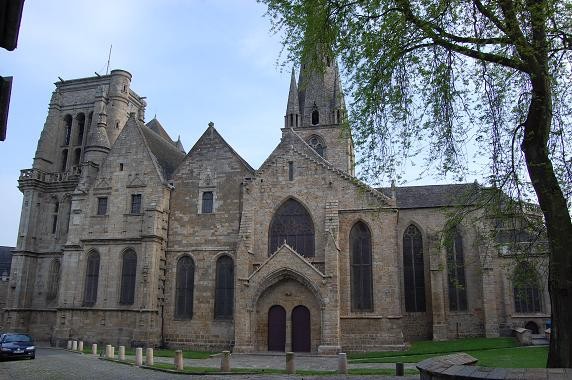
[267,305,311,352]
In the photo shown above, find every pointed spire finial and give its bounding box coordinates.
[208,121,214,128]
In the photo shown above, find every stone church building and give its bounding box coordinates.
[2,57,550,352]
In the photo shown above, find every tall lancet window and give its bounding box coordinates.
[403,224,426,312]
[311,109,319,125]
[350,221,373,311]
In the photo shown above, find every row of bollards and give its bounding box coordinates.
[66,341,401,376]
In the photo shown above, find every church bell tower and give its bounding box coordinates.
[284,56,355,176]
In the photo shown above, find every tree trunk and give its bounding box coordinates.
[521,72,572,368]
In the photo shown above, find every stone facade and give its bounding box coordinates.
[2,58,551,352]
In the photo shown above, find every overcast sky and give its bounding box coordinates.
[0,0,462,246]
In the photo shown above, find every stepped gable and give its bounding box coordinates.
[378,183,483,209]
[258,128,392,205]
[132,117,185,182]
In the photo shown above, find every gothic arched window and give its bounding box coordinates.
[307,135,326,158]
[175,256,195,319]
[83,251,100,306]
[268,199,314,257]
[311,109,319,125]
[119,249,137,305]
[403,225,426,312]
[214,255,234,319]
[447,229,467,311]
[46,259,61,301]
[76,113,85,145]
[513,262,542,313]
[63,114,72,145]
[350,221,373,311]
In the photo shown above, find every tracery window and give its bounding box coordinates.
[513,262,542,313]
[350,221,373,311]
[403,225,426,312]
[46,259,61,301]
[268,199,314,257]
[119,249,137,305]
[175,256,195,319]
[307,135,325,158]
[447,229,467,311]
[214,255,234,319]
[83,251,100,306]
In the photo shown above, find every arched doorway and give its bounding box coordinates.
[525,321,539,334]
[268,305,286,351]
[291,305,311,352]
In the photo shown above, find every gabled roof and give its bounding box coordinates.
[377,183,483,209]
[146,117,174,143]
[184,124,255,174]
[257,128,392,204]
[120,116,185,183]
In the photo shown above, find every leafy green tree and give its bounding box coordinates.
[261,0,572,367]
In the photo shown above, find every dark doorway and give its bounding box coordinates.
[525,321,539,334]
[268,305,286,351]
[291,305,311,352]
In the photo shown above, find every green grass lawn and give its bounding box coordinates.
[122,348,214,359]
[348,337,548,368]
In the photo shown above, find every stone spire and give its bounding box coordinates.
[285,67,300,128]
[298,54,345,127]
[83,86,111,166]
[175,135,185,153]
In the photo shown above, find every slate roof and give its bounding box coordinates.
[0,246,14,278]
[378,183,484,209]
[139,121,186,181]
[145,117,186,154]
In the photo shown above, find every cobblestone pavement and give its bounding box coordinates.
[0,348,419,380]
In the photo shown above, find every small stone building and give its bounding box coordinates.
[2,59,550,352]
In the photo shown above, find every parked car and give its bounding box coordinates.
[0,333,35,359]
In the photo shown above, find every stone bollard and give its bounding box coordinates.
[110,346,115,359]
[286,352,295,374]
[146,348,154,366]
[119,346,125,361]
[105,344,111,359]
[175,350,184,371]
[221,350,231,372]
[135,347,143,366]
[67,340,72,350]
[92,343,98,355]
[337,352,348,374]
[78,341,83,353]
[72,340,78,351]
[396,362,404,376]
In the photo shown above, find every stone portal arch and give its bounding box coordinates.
[253,270,323,352]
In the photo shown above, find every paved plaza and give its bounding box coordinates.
[0,348,419,380]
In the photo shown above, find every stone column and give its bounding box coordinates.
[92,343,97,355]
[337,353,348,374]
[286,352,295,374]
[480,245,500,337]
[175,350,184,370]
[221,351,231,372]
[135,348,143,366]
[146,348,154,366]
[72,341,78,351]
[78,341,83,352]
[430,238,447,341]
[119,346,125,361]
